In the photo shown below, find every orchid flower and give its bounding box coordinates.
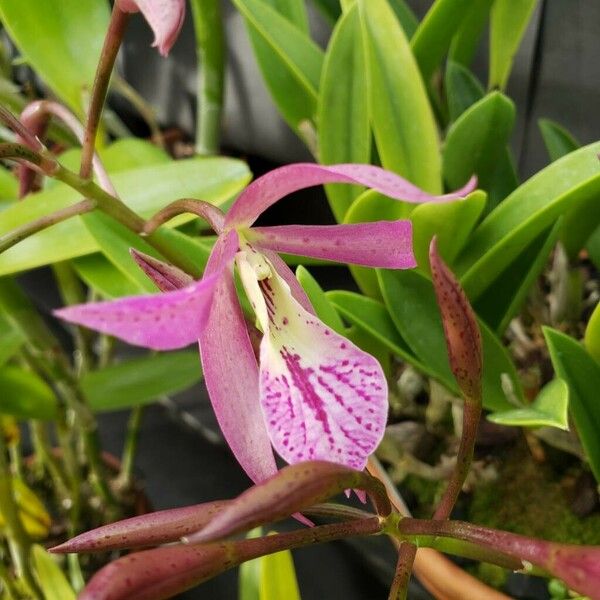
[55,163,476,482]
[118,0,185,56]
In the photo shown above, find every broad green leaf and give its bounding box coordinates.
[346,325,392,378]
[0,165,17,201]
[0,0,110,114]
[445,60,485,122]
[587,224,600,271]
[389,0,419,38]
[0,311,24,366]
[295,266,345,334]
[259,542,301,600]
[81,351,202,412]
[410,0,474,83]
[71,254,143,299]
[0,366,57,420]
[584,302,600,366]
[378,269,520,411]
[32,545,76,600]
[455,142,600,300]
[485,146,519,210]
[318,4,370,220]
[310,0,341,25]
[233,0,323,132]
[489,0,538,90]
[239,528,262,600]
[443,92,515,192]
[327,290,433,378]
[544,327,600,482]
[538,118,580,163]
[265,0,308,31]
[488,378,569,430]
[359,0,441,192]
[448,0,494,67]
[0,156,250,276]
[410,190,487,272]
[474,220,561,334]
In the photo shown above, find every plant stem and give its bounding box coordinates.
[388,543,417,600]
[115,405,144,491]
[191,0,225,155]
[0,199,97,254]
[80,3,129,180]
[0,434,42,599]
[0,557,19,600]
[433,400,481,520]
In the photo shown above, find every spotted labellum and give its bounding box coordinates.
[55,163,476,482]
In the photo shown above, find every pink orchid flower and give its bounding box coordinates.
[55,164,475,482]
[118,0,185,56]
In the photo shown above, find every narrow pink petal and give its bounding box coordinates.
[236,253,387,471]
[130,248,194,292]
[250,221,416,269]
[199,237,278,484]
[54,274,219,351]
[118,0,185,56]
[225,163,477,227]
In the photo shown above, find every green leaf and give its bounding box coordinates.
[445,60,485,122]
[410,190,487,272]
[359,0,441,192]
[488,0,538,90]
[584,302,600,366]
[295,266,345,334]
[346,325,391,378]
[378,269,520,411]
[259,542,301,600]
[587,224,600,271]
[0,165,18,201]
[455,141,600,300]
[71,254,143,299]
[443,92,515,192]
[544,327,600,482]
[310,0,341,25]
[448,0,494,67]
[0,311,24,366]
[388,0,419,38]
[0,366,57,420]
[0,156,250,276]
[32,545,76,600]
[318,4,370,221]
[488,378,569,430]
[473,219,561,334]
[410,0,474,83]
[0,0,110,114]
[81,351,202,412]
[233,0,323,132]
[327,290,433,379]
[538,118,580,163]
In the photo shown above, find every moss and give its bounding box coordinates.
[402,474,443,518]
[469,443,600,545]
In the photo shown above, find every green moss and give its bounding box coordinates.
[469,444,600,545]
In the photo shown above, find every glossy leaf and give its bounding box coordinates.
[359,0,441,192]
[456,142,600,300]
[538,118,580,163]
[378,269,520,411]
[0,156,250,276]
[0,165,18,201]
[388,0,418,38]
[81,351,202,412]
[318,4,370,220]
[584,302,600,366]
[346,325,392,379]
[489,0,538,90]
[448,0,494,67]
[411,190,486,273]
[0,366,57,420]
[445,60,485,122]
[443,92,515,192]
[32,545,76,600]
[410,0,473,83]
[71,254,144,299]
[295,266,345,334]
[259,541,301,600]
[473,220,561,333]
[544,328,600,482]
[233,0,323,132]
[0,0,110,114]
[185,461,390,543]
[488,378,569,430]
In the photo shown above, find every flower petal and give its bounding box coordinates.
[225,163,477,227]
[250,221,415,268]
[118,0,185,56]
[199,236,278,484]
[237,252,387,471]
[130,248,194,292]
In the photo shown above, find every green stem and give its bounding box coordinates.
[80,3,129,180]
[191,0,225,155]
[0,557,19,600]
[115,405,144,491]
[0,434,42,599]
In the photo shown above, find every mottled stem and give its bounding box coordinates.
[191,0,225,155]
[143,198,225,235]
[80,3,129,180]
[388,543,417,600]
